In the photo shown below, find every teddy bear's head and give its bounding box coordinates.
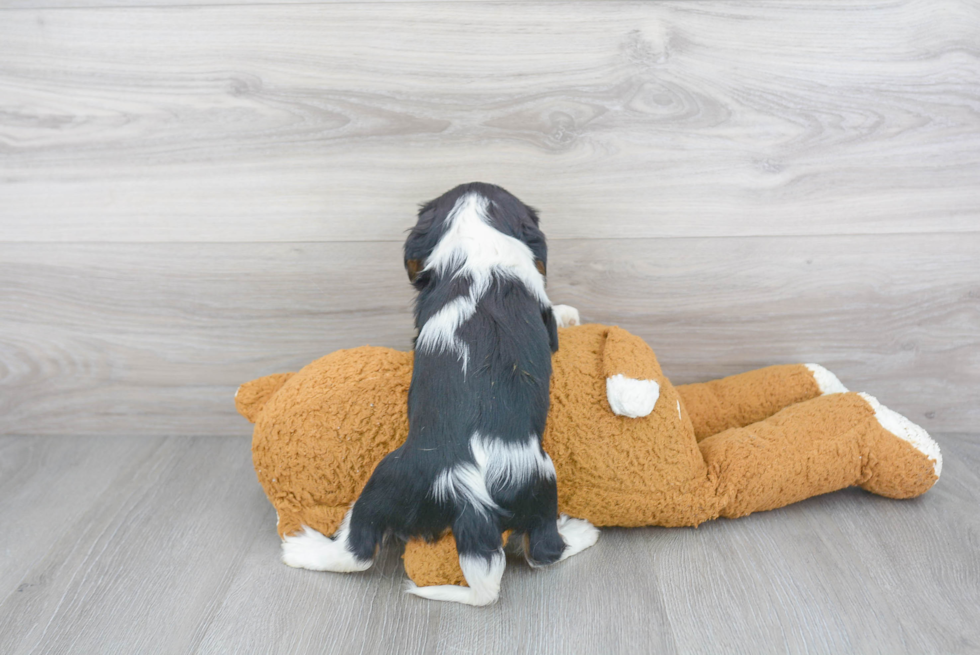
[240,346,413,539]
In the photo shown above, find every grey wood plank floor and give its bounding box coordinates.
[1,434,977,654]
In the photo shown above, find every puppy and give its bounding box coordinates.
[281,182,596,605]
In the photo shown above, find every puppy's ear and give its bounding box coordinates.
[522,216,548,278]
[404,200,442,285]
[543,307,559,353]
[406,259,425,283]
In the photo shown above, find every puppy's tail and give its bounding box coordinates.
[235,372,295,423]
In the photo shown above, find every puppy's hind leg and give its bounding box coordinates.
[524,514,599,565]
[282,489,387,573]
[282,509,374,572]
[522,477,599,566]
[521,476,565,567]
[406,506,505,606]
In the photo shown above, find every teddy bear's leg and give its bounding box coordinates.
[405,507,506,606]
[853,392,942,498]
[699,392,941,519]
[676,363,847,441]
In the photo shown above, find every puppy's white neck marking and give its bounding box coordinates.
[416,193,552,371]
[425,193,549,306]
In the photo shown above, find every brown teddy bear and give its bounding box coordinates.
[236,323,941,589]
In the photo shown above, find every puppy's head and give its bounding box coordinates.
[404,182,547,288]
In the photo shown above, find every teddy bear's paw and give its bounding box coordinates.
[405,552,505,606]
[606,375,660,418]
[553,304,580,328]
[281,525,373,573]
[556,514,600,562]
[805,363,848,394]
[858,392,942,480]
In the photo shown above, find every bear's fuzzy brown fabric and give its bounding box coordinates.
[240,324,940,587]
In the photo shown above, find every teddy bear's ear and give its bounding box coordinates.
[234,372,295,423]
[602,326,664,418]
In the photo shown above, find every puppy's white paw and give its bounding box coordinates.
[553,305,580,328]
[557,514,599,561]
[281,525,372,572]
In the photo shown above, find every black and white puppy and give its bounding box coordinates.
[281,182,597,605]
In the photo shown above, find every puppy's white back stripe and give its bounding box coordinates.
[432,463,499,516]
[471,434,555,492]
[431,433,554,514]
[416,295,477,371]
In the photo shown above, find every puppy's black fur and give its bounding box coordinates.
[343,182,565,573]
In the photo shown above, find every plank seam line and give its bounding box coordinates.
[1,1,533,12]
[2,231,980,246]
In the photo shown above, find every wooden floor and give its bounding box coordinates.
[1,433,977,654]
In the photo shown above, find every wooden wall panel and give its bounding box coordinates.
[0,241,416,436]
[1,1,978,242]
[1,0,977,439]
[2,234,976,436]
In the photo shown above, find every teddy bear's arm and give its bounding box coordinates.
[601,326,664,418]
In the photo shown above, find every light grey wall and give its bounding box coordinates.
[1,0,978,436]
